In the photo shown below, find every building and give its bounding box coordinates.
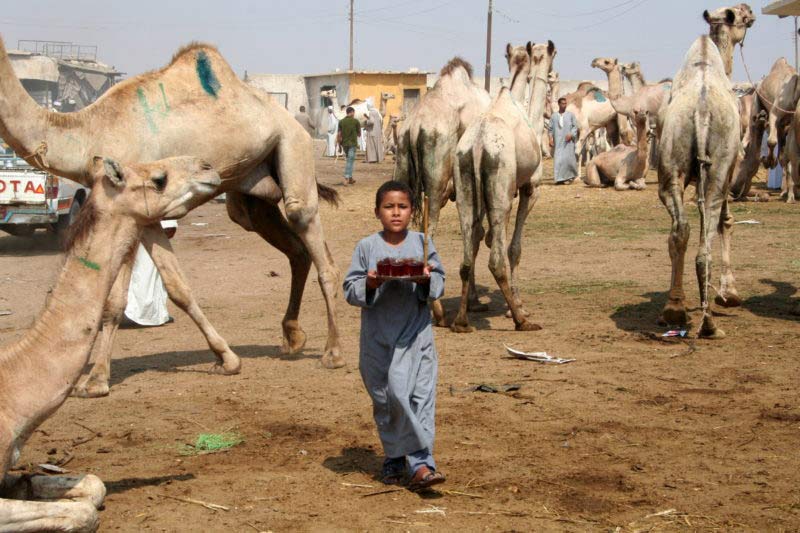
[8,40,123,111]
[245,73,308,112]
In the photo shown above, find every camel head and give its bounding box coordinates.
[703,3,755,44]
[621,62,641,79]
[90,155,220,223]
[320,89,337,99]
[381,92,396,101]
[591,57,619,75]
[529,40,557,75]
[506,42,533,87]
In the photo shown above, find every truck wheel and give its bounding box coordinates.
[2,225,35,237]
[56,198,82,237]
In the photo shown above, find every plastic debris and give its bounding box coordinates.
[191,222,209,226]
[0,310,11,316]
[734,219,760,225]
[662,329,688,338]
[504,345,575,364]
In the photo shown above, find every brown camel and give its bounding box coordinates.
[584,110,651,190]
[657,35,740,338]
[393,57,491,325]
[0,36,344,398]
[0,155,219,531]
[730,58,796,199]
[451,41,556,333]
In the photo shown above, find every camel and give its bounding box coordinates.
[657,35,741,338]
[0,155,220,532]
[591,57,634,143]
[732,82,755,141]
[562,80,621,177]
[378,91,395,117]
[584,110,651,190]
[730,58,797,199]
[321,88,370,125]
[783,118,800,202]
[393,56,491,326]
[384,114,401,156]
[451,41,556,333]
[0,36,344,398]
[613,62,671,120]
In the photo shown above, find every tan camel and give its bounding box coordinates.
[657,35,740,338]
[451,41,556,333]
[612,62,671,119]
[703,3,755,79]
[563,81,621,176]
[783,117,800,202]
[394,57,491,325]
[0,155,219,532]
[591,57,634,143]
[732,82,755,141]
[584,110,651,190]
[379,91,395,117]
[730,58,796,199]
[384,114,401,156]
[0,36,344,398]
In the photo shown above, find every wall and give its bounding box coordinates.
[246,73,308,112]
[304,73,351,134]
[349,73,428,118]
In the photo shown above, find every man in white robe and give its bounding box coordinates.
[325,106,338,157]
[364,101,385,163]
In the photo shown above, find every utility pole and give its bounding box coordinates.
[484,0,493,92]
[349,0,354,71]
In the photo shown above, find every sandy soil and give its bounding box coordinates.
[1,152,798,532]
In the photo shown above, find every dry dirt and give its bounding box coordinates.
[1,152,799,532]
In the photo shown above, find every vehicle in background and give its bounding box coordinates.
[0,139,87,238]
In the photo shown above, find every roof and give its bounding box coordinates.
[304,70,431,78]
[762,0,800,17]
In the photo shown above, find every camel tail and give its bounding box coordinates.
[408,130,426,225]
[317,182,340,207]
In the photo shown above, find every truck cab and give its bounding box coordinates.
[0,139,88,237]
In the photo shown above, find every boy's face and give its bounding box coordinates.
[375,191,412,234]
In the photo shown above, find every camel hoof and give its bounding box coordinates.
[281,327,308,355]
[71,380,110,399]
[450,322,475,333]
[467,301,489,313]
[321,351,346,369]
[209,360,240,376]
[662,303,688,327]
[715,293,742,308]
[699,326,726,340]
[433,317,449,328]
[515,320,543,332]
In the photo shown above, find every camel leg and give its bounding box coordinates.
[614,171,632,191]
[426,177,449,328]
[143,225,241,375]
[3,474,105,510]
[71,256,135,398]
[658,175,690,326]
[714,199,742,309]
[695,175,726,339]
[226,192,317,359]
[631,177,647,190]
[273,138,343,368]
[505,184,538,320]
[583,161,602,187]
[0,497,99,532]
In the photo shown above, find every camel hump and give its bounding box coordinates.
[440,56,474,79]
[348,98,364,106]
[168,41,221,66]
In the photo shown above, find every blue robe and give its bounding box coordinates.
[549,111,579,183]
[343,231,445,458]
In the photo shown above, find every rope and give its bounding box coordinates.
[739,46,796,116]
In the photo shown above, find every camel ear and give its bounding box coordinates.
[526,41,533,56]
[611,58,618,65]
[505,43,512,58]
[547,40,556,56]
[702,10,711,23]
[92,156,124,188]
[725,9,736,24]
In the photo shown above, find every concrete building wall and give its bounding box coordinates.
[246,73,308,112]
[304,74,351,135]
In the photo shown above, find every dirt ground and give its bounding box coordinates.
[1,150,799,532]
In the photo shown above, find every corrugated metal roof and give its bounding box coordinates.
[762,0,800,17]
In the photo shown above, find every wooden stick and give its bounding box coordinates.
[159,494,230,512]
[422,195,430,262]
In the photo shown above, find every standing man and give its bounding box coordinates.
[364,100,385,163]
[338,106,361,185]
[294,105,315,137]
[549,97,578,184]
[325,106,339,157]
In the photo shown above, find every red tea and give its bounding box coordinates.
[389,258,406,276]
[406,259,425,276]
[377,258,392,276]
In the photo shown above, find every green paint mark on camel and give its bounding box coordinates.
[136,82,171,134]
[195,51,221,98]
[78,257,101,271]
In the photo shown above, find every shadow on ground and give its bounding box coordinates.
[610,291,667,332]
[322,446,383,478]
[105,473,195,495]
[744,279,800,321]
[99,343,317,387]
[0,232,63,256]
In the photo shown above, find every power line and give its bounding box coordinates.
[549,0,652,32]
[502,0,641,18]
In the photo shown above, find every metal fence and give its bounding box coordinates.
[17,40,97,62]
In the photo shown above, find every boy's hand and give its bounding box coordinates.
[366,270,383,289]
[417,265,432,285]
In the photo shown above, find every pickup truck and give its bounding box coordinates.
[0,139,87,237]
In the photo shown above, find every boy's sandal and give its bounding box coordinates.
[408,466,445,491]
[381,471,405,485]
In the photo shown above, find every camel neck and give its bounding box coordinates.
[709,27,734,79]
[0,37,89,182]
[509,69,529,103]
[607,67,624,99]
[527,67,551,130]
[0,206,138,444]
[628,73,645,93]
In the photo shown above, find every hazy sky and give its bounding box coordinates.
[0,1,795,83]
